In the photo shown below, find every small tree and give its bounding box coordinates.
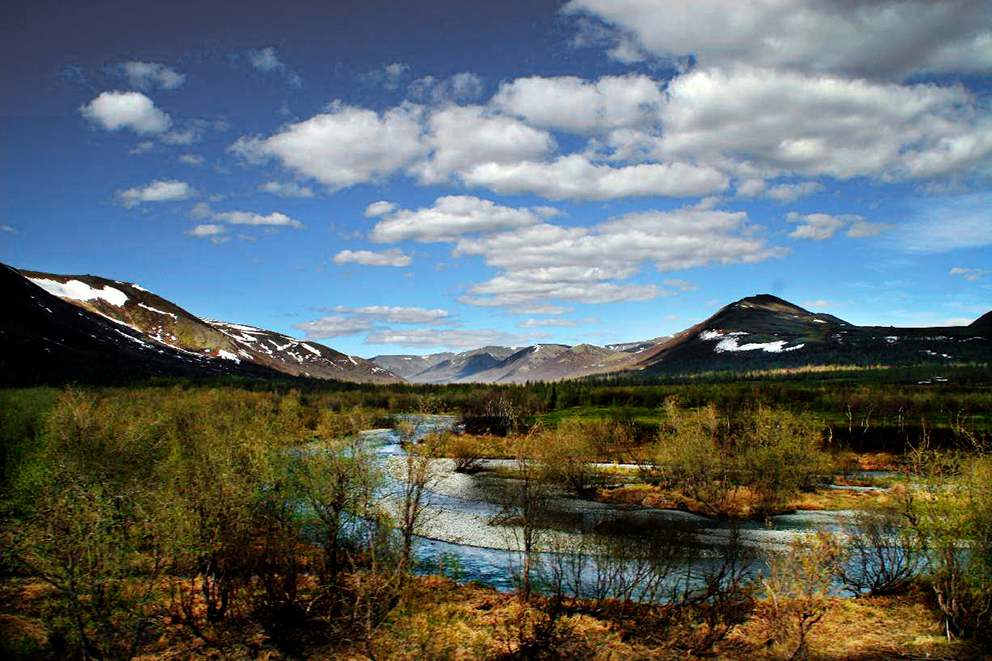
[760,532,843,661]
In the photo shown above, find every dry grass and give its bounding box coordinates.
[1,575,982,660]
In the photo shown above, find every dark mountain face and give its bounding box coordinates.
[633,295,991,375]
[0,264,280,385]
[7,266,402,385]
[971,310,992,328]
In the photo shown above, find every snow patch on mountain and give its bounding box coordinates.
[31,278,128,307]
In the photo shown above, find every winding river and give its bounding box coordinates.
[364,414,866,595]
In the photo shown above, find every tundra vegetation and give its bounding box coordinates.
[0,373,989,659]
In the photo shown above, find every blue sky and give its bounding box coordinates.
[1,0,990,356]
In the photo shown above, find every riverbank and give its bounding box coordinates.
[1,574,978,659]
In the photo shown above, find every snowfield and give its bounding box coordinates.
[31,278,129,307]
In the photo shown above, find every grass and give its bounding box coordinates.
[1,575,976,659]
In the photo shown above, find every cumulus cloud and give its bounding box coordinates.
[296,316,374,338]
[786,212,886,240]
[413,105,555,184]
[409,72,484,103]
[950,267,990,281]
[460,155,728,200]
[211,210,304,228]
[563,0,992,79]
[80,91,171,134]
[190,203,304,230]
[492,74,664,134]
[454,206,781,306]
[657,66,992,181]
[187,224,226,237]
[364,201,397,217]
[765,181,824,202]
[332,249,412,267]
[178,154,204,166]
[332,305,449,323]
[118,61,185,90]
[371,195,551,243]
[258,181,315,198]
[362,62,410,90]
[247,47,302,86]
[230,103,425,190]
[116,179,194,208]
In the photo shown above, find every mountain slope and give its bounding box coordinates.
[13,266,402,384]
[371,352,455,380]
[0,264,281,385]
[399,346,518,384]
[632,294,990,375]
[465,343,636,384]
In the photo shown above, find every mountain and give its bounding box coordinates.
[0,264,282,385]
[630,294,991,376]
[7,265,402,385]
[393,346,518,384]
[466,343,636,384]
[971,310,992,329]
[370,352,455,380]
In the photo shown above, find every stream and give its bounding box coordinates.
[363,414,868,595]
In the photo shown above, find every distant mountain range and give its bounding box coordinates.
[373,295,990,382]
[2,263,988,386]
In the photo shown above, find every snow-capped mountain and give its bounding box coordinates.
[6,265,401,384]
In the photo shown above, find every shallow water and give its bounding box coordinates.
[360,415,864,596]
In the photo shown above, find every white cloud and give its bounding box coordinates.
[160,126,202,145]
[333,305,449,323]
[460,154,728,200]
[190,203,304,229]
[364,201,397,217]
[802,299,833,309]
[1,224,18,234]
[786,212,890,240]
[896,193,992,252]
[409,72,485,103]
[178,154,204,166]
[80,91,171,134]
[519,318,577,328]
[786,212,851,240]
[230,102,425,190]
[563,0,992,79]
[118,61,185,90]
[258,181,315,198]
[250,47,284,71]
[363,62,410,90]
[296,316,374,338]
[657,65,992,181]
[371,195,549,243]
[247,47,302,86]
[846,221,891,238]
[950,266,990,281]
[364,327,527,349]
[492,74,664,134]
[187,224,229,244]
[333,249,411,267]
[454,206,781,306]
[116,179,194,208]
[212,210,304,228]
[413,105,555,184]
[765,181,824,202]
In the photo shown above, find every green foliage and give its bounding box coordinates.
[655,400,830,515]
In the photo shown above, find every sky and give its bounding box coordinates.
[1,0,990,357]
